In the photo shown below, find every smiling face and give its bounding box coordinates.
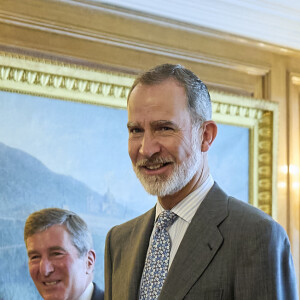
[26,224,94,300]
[127,78,208,206]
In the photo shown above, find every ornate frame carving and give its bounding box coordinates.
[211,92,278,216]
[0,52,278,216]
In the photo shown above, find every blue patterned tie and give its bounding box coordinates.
[139,210,178,300]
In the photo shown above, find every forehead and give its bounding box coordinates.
[128,78,189,119]
[26,224,73,251]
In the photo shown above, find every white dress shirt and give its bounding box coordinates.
[78,281,94,300]
[151,174,214,269]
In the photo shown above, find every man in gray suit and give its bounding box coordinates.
[105,64,298,299]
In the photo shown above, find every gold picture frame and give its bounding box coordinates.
[0,51,278,217]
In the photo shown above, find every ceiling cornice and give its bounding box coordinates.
[0,5,271,76]
[78,0,300,52]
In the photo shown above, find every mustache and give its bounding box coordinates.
[136,156,174,167]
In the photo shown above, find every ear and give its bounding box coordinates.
[86,249,96,274]
[201,121,217,152]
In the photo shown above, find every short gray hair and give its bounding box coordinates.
[128,63,212,126]
[24,208,93,257]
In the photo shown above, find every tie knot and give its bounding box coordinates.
[156,210,178,230]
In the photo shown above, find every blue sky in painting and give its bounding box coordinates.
[209,123,249,202]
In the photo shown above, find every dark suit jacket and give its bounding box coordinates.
[92,282,104,300]
[105,183,298,299]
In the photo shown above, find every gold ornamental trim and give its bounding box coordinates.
[0,52,133,108]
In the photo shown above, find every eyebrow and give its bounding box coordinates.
[152,120,177,127]
[48,246,66,252]
[27,246,66,257]
[127,121,138,129]
[27,250,38,257]
[127,120,178,128]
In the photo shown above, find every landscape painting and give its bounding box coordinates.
[0,90,248,299]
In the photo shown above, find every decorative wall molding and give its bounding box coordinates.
[91,0,300,52]
[0,52,133,108]
[291,75,300,86]
[0,7,271,77]
[211,91,278,216]
[257,112,275,215]
[0,52,278,216]
[287,72,300,279]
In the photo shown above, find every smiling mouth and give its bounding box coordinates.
[44,281,60,286]
[143,162,172,171]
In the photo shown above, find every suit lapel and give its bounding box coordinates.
[159,183,229,299]
[126,207,156,299]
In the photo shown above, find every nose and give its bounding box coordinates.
[40,258,54,277]
[139,131,161,158]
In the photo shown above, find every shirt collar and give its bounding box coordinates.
[78,281,94,300]
[155,174,214,223]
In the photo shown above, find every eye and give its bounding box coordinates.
[29,255,40,261]
[129,127,143,134]
[51,251,64,257]
[157,125,175,133]
[159,126,172,131]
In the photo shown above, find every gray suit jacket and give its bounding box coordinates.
[105,183,298,299]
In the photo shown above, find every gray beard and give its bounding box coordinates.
[133,133,202,197]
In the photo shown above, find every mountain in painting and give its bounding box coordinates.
[0,142,125,218]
